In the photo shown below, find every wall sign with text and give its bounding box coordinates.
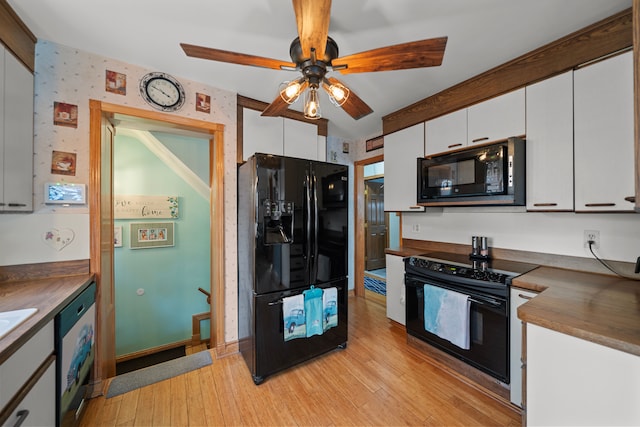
[114,195,179,219]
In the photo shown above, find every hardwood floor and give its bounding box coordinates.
[81,296,521,426]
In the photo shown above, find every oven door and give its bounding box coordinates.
[405,274,509,384]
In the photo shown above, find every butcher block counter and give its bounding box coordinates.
[513,266,640,357]
[0,260,94,364]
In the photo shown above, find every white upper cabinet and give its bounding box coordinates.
[1,46,34,213]
[283,119,321,160]
[574,51,634,212]
[383,122,425,212]
[425,109,467,156]
[467,88,525,146]
[242,108,283,161]
[242,108,323,162]
[525,71,574,211]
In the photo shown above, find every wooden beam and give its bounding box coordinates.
[0,0,36,72]
[383,8,633,135]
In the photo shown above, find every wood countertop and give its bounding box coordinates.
[514,267,640,357]
[0,272,94,364]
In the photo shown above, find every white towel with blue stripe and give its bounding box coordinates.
[423,284,471,350]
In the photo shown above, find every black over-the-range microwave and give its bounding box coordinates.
[417,137,525,206]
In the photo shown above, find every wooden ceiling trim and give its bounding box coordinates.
[0,0,36,72]
[383,8,633,135]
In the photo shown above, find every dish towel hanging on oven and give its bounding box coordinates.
[423,284,471,349]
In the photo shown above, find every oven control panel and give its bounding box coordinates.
[407,257,511,285]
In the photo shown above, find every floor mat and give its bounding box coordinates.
[106,350,212,398]
[364,275,386,296]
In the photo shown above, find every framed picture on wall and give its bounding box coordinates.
[130,222,174,249]
[114,225,123,248]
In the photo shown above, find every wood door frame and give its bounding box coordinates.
[354,154,383,297]
[89,100,226,382]
[363,177,387,271]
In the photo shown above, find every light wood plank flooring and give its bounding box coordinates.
[81,296,521,426]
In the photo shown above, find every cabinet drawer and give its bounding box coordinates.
[1,359,55,427]
[0,320,54,409]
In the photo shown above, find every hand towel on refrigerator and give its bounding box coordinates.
[283,294,305,341]
[322,287,338,332]
[303,286,324,338]
[423,284,471,349]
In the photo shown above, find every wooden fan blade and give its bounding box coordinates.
[292,0,331,59]
[326,77,373,120]
[181,43,296,70]
[261,95,291,117]
[331,37,448,74]
[262,80,309,117]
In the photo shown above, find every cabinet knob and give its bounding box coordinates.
[624,196,636,203]
[584,203,616,207]
[472,137,490,143]
[447,143,463,149]
[533,203,558,207]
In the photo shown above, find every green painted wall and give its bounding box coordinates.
[113,132,210,357]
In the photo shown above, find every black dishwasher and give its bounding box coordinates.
[55,282,96,427]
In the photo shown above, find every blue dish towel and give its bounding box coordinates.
[304,286,324,338]
[423,284,471,350]
[282,294,305,342]
[322,287,338,332]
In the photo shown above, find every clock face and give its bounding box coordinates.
[139,72,185,112]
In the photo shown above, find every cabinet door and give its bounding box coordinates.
[574,51,634,212]
[0,49,4,207]
[2,49,33,212]
[425,109,467,156]
[525,71,574,211]
[242,108,283,161]
[283,119,319,160]
[1,361,55,427]
[467,88,525,146]
[383,123,425,212]
[385,254,405,325]
[509,287,537,407]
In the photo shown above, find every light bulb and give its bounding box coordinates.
[322,79,350,106]
[279,79,305,104]
[304,88,321,119]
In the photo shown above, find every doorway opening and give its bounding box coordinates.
[89,100,225,385]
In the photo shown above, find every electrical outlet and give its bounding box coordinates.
[584,230,600,249]
[412,224,420,233]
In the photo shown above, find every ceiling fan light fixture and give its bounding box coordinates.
[304,86,321,120]
[279,78,305,104]
[322,78,350,106]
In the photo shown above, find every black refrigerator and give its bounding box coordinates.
[238,153,349,384]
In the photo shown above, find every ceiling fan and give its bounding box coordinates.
[180,0,447,121]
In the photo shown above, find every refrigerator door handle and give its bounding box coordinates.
[305,173,312,277]
[312,173,319,283]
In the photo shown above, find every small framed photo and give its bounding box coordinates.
[105,70,127,95]
[51,150,77,176]
[365,136,384,152]
[114,226,123,248]
[53,102,78,128]
[196,93,210,113]
[130,222,174,249]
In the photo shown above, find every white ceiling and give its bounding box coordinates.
[7,0,632,141]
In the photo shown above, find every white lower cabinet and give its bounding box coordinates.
[526,323,640,426]
[385,254,405,325]
[509,287,537,407]
[1,361,55,427]
[0,320,55,427]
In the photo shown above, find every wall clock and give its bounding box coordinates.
[139,72,186,112]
